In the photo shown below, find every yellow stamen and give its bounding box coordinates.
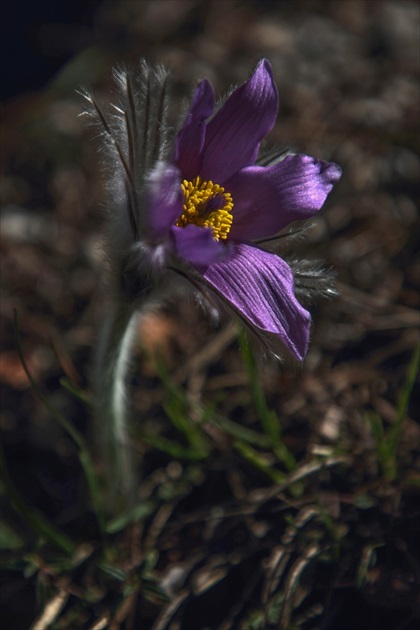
[176,176,234,241]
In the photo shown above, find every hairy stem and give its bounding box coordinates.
[95,300,139,512]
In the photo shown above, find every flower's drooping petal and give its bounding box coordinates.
[145,162,184,239]
[202,243,311,361]
[175,79,215,180]
[171,224,233,271]
[226,155,342,240]
[200,59,279,183]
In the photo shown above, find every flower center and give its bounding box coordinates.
[176,176,234,241]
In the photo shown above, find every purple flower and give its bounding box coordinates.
[143,59,341,361]
[84,59,341,361]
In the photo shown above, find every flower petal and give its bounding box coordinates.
[171,224,233,271]
[202,243,311,361]
[226,155,342,240]
[175,79,215,180]
[200,59,279,183]
[145,162,183,238]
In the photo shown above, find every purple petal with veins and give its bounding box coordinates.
[226,155,342,240]
[202,243,311,361]
[199,59,279,183]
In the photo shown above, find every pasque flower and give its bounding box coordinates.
[83,58,340,505]
[86,59,341,361]
[141,59,341,360]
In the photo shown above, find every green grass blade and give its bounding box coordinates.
[386,343,419,454]
[60,377,93,407]
[234,441,286,484]
[105,500,156,534]
[139,431,208,460]
[162,398,209,457]
[239,329,280,439]
[0,442,76,553]
[13,309,105,533]
[211,414,272,447]
[239,329,296,471]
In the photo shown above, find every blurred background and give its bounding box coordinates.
[1,1,419,629]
